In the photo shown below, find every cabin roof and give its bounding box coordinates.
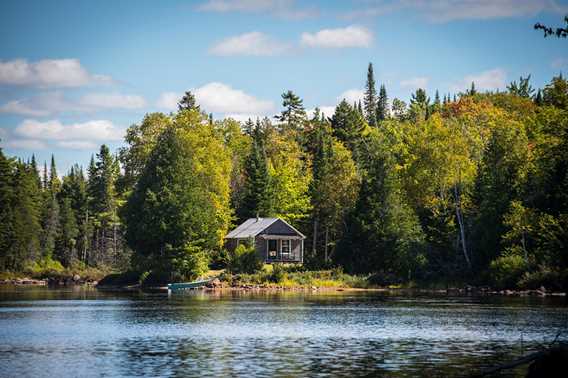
[225,217,305,239]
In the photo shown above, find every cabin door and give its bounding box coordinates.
[268,239,278,260]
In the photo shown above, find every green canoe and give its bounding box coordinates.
[167,278,213,291]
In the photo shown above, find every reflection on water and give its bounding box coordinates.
[0,287,566,377]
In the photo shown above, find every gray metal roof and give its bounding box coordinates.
[225,217,279,238]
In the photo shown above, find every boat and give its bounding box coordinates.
[167,278,214,291]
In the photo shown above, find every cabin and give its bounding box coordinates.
[225,217,305,264]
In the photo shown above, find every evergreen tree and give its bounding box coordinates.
[468,82,477,96]
[409,89,430,121]
[391,98,407,120]
[364,63,378,126]
[275,90,306,131]
[330,100,366,153]
[542,74,568,109]
[0,149,14,270]
[239,123,271,219]
[177,91,200,112]
[376,84,388,122]
[507,75,535,98]
[432,90,441,113]
[40,156,60,260]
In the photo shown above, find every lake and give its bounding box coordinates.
[0,287,566,377]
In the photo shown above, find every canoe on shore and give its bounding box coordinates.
[167,278,214,291]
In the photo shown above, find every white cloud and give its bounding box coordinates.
[14,119,123,142]
[209,32,291,56]
[57,141,97,149]
[79,93,146,109]
[344,0,568,23]
[195,82,274,114]
[156,92,180,110]
[301,26,372,48]
[2,139,47,150]
[452,68,507,92]
[306,106,336,119]
[400,77,430,90]
[338,89,364,104]
[197,0,318,19]
[0,59,112,87]
[0,92,146,116]
[157,82,274,116]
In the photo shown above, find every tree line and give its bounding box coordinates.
[1,64,567,289]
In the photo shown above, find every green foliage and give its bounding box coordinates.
[364,62,378,126]
[489,254,527,289]
[226,243,263,274]
[125,109,232,280]
[276,90,306,131]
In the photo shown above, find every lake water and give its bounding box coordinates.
[0,287,566,377]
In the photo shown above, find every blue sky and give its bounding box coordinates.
[1,0,567,174]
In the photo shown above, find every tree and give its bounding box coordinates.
[534,15,568,38]
[377,84,388,122]
[239,122,271,220]
[0,149,14,270]
[507,75,535,98]
[309,120,359,265]
[275,90,306,131]
[40,155,60,260]
[468,82,477,96]
[409,88,430,122]
[364,63,378,126]
[88,145,120,266]
[391,98,407,120]
[125,110,231,280]
[542,74,568,109]
[120,112,173,189]
[178,91,200,112]
[330,100,367,152]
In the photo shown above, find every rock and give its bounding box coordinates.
[311,286,317,291]
[73,274,81,282]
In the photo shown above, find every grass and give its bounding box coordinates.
[221,265,370,288]
[0,258,114,282]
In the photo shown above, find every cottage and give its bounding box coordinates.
[225,217,305,264]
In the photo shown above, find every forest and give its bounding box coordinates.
[1,64,567,290]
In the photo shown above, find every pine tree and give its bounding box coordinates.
[376,84,388,122]
[432,90,441,113]
[534,89,543,105]
[409,89,430,121]
[364,63,378,126]
[331,100,366,152]
[275,90,306,131]
[178,91,200,112]
[239,123,271,220]
[469,82,477,96]
[0,148,14,270]
[40,156,60,260]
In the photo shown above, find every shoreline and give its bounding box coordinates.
[1,275,566,297]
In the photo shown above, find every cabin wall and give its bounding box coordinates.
[255,237,267,261]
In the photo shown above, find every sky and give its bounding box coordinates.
[0,0,567,174]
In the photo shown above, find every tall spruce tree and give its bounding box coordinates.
[364,63,378,126]
[376,84,388,122]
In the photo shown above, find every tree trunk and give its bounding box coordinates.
[454,184,471,269]
[324,226,329,263]
[312,218,318,259]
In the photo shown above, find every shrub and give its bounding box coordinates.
[489,254,527,289]
[269,263,286,283]
[518,266,568,291]
[227,244,263,274]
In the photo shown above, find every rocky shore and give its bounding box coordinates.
[0,275,98,286]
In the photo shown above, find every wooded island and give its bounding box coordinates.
[1,64,567,291]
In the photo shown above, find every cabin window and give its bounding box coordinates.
[281,240,291,256]
[268,240,278,259]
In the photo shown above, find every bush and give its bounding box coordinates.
[227,244,263,274]
[489,254,527,289]
[518,267,568,291]
[269,264,286,283]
